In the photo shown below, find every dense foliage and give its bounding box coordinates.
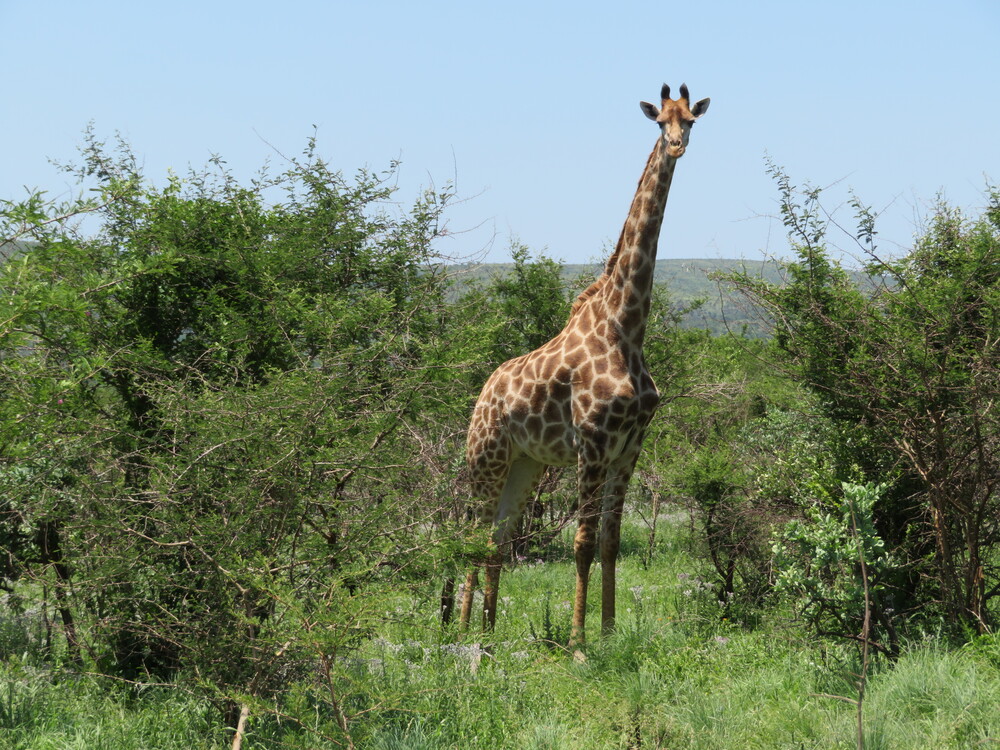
[1,136,998,747]
[724,166,1000,646]
[0,133,481,737]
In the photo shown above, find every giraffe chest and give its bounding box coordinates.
[502,350,659,466]
[571,366,659,452]
[504,385,578,467]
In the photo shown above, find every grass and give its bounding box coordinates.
[0,665,223,749]
[1,514,998,748]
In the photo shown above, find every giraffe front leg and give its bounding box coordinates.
[570,511,598,647]
[600,487,627,635]
[570,463,606,647]
[600,523,621,634]
[600,454,643,635]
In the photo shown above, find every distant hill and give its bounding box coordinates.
[0,243,782,337]
[0,241,31,262]
[445,257,787,336]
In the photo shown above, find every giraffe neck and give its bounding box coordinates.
[598,139,676,345]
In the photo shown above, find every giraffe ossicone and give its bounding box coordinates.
[459,82,710,645]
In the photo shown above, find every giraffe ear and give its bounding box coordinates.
[640,101,660,121]
[690,97,711,118]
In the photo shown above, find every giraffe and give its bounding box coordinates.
[459,83,710,645]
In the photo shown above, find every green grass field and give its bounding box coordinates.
[1,515,998,749]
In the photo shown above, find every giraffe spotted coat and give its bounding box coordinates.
[460,83,710,644]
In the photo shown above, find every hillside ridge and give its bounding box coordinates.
[447,257,787,335]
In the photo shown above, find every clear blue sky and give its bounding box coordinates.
[2,0,997,265]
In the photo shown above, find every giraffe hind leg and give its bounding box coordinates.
[458,568,479,631]
[441,576,456,625]
[472,457,546,632]
[458,425,508,633]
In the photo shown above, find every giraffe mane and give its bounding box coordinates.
[570,270,610,316]
[570,144,658,317]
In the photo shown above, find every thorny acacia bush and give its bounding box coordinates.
[0,131,492,738]
[727,164,1000,640]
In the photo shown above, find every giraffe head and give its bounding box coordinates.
[640,83,710,158]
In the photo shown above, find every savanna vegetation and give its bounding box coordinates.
[1,133,998,749]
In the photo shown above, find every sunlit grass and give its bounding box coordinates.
[1,513,998,749]
[0,666,223,749]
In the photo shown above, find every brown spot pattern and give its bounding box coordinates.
[461,82,706,642]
